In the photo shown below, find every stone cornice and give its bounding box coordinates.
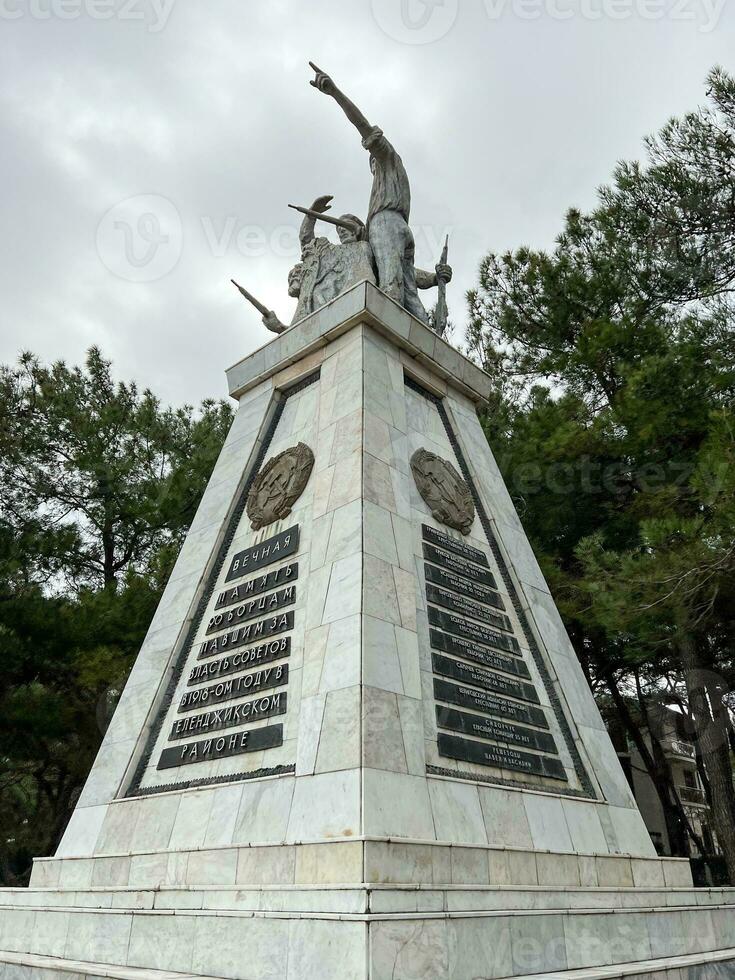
[226,280,491,404]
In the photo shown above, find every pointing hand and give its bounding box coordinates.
[309,62,337,97]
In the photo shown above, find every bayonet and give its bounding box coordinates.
[434,235,450,337]
[288,204,361,233]
[231,279,270,317]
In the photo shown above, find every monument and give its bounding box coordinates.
[1,65,735,980]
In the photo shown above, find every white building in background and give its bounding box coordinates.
[611,705,717,858]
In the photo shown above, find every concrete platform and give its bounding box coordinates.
[2,879,735,978]
[3,947,734,980]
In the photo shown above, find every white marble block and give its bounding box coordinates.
[4,283,734,980]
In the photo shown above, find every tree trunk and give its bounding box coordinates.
[677,627,735,884]
[102,522,117,589]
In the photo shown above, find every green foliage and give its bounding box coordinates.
[0,350,232,883]
[468,68,735,866]
[0,347,232,591]
[469,66,735,406]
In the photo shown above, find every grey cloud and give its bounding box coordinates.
[0,0,732,405]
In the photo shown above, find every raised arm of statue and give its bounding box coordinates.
[309,62,375,142]
[300,194,333,253]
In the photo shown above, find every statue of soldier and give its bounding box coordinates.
[262,194,375,334]
[258,263,303,335]
[309,62,452,328]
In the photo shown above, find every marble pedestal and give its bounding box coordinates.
[2,282,735,980]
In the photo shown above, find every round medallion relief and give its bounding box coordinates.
[247,442,315,531]
[410,448,475,535]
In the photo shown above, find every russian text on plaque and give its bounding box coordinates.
[430,629,529,677]
[428,606,520,655]
[206,584,295,635]
[179,663,288,712]
[422,542,497,588]
[422,523,565,781]
[225,526,299,582]
[424,562,504,610]
[432,653,540,705]
[188,636,290,686]
[170,691,287,741]
[422,525,489,566]
[158,723,284,770]
[215,562,298,610]
[198,611,294,660]
[436,706,557,755]
[438,733,567,781]
[433,678,550,729]
[426,582,511,632]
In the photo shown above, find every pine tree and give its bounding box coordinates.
[0,349,232,882]
[468,68,735,878]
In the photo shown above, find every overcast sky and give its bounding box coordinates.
[1,0,733,406]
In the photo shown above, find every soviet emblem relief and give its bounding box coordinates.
[247,442,315,531]
[410,448,475,535]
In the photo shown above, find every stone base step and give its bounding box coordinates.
[3,884,735,916]
[31,840,694,892]
[2,899,735,977]
[2,941,735,980]
[0,949,229,979]
[515,946,735,978]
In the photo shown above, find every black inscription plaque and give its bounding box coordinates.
[426,583,511,633]
[158,723,283,770]
[436,706,558,755]
[170,692,287,741]
[215,562,298,611]
[179,663,288,712]
[198,611,294,660]
[438,733,567,781]
[225,526,299,583]
[422,525,489,567]
[424,562,504,610]
[434,678,549,729]
[421,481,567,784]
[428,607,520,655]
[423,542,496,588]
[433,653,540,705]
[188,637,290,686]
[206,585,295,635]
[430,629,529,677]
